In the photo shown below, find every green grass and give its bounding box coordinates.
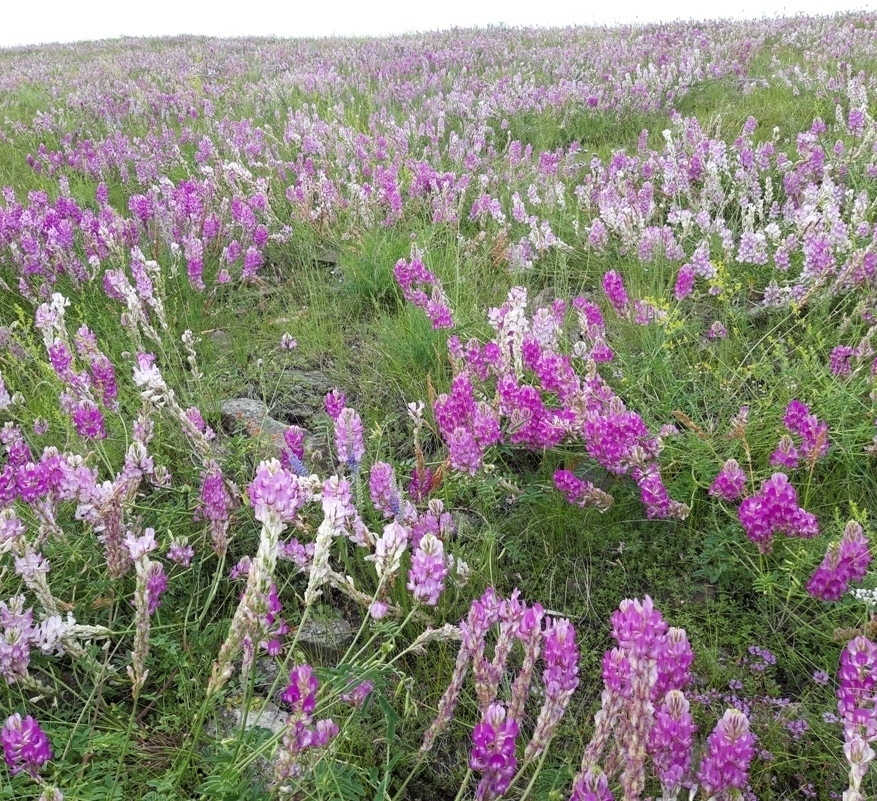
[3,20,877,801]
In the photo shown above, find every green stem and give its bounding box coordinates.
[197,550,227,628]
[231,653,260,769]
[111,699,139,791]
[517,747,550,801]
[346,605,418,668]
[452,767,473,801]
[390,751,427,801]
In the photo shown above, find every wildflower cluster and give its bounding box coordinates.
[807,521,872,601]
[274,665,339,791]
[3,17,877,801]
[772,400,830,468]
[837,636,877,801]
[2,713,52,778]
[574,596,753,801]
[35,294,118,441]
[393,252,454,329]
[422,588,578,798]
[424,287,686,518]
[737,473,819,550]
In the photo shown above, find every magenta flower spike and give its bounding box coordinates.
[695,708,756,799]
[369,461,401,518]
[569,767,613,801]
[334,407,366,472]
[324,388,347,420]
[673,264,695,301]
[525,616,579,761]
[708,459,747,501]
[469,702,519,801]
[247,459,302,524]
[602,270,630,317]
[837,636,877,742]
[807,521,872,601]
[2,713,52,778]
[407,533,449,606]
[282,664,319,716]
[648,690,696,800]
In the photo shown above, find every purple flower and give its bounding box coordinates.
[369,461,400,518]
[407,533,448,606]
[837,636,877,744]
[696,708,756,798]
[830,345,856,377]
[2,713,52,778]
[674,264,695,300]
[569,767,613,801]
[198,461,234,555]
[447,426,484,475]
[341,680,374,706]
[394,254,455,329]
[807,521,872,602]
[15,462,47,504]
[636,464,671,519]
[708,459,747,501]
[185,407,215,441]
[649,690,696,798]
[602,270,629,317]
[654,627,695,698]
[242,246,263,279]
[611,595,667,656]
[145,562,168,615]
[324,389,346,420]
[408,465,435,503]
[770,435,800,469]
[707,320,728,339]
[526,617,579,759]
[470,703,518,801]
[92,365,119,412]
[0,596,34,684]
[738,473,819,550]
[368,600,389,620]
[334,407,365,471]
[248,459,303,523]
[553,469,613,511]
[783,400,811,432]
[166,537,194,567]
[782,400,829,462]
[72,401,106,440]
[282,665,319,716]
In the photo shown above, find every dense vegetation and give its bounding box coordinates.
[2,13,877,800]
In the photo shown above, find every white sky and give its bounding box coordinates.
[0,0,873,49]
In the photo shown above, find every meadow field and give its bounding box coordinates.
[2,13,877,800]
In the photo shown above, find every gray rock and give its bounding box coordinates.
[219,396,332,472]
[297,613,354,665]
[204,697,287,792]
[267,368,334,429]
[220,397,289,453]
[218,698,288,737]
[255,657,282,693]
[208,329,233,350]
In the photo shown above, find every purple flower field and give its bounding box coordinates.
[2,13,877,799]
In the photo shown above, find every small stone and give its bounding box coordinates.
[268,369,334,428]
[209,329,232,349]
[221,698,288,736]
[220,398,289,453]
[296,612,354,664]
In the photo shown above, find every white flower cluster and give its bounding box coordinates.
[850,587,877,610]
